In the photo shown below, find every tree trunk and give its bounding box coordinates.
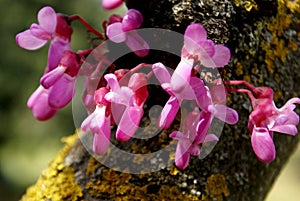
[21,0,300,200]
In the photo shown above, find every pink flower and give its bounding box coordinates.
[102,0,124,10]
[182,23,230,68]
[170,109,218,170]
[40,51,80,109]
[106,9,149,57]
[81,88,111,155]
[248,88,300,163]
[104,72,148,142]
[16,6,72,70]
[152,60,196,129]
[27,86,57,121]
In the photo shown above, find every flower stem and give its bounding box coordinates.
[69,15,105,40]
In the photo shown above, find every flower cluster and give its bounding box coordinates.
[16,4,299,170]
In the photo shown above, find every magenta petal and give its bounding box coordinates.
[27,86,57,121]
[170,58,193,93]
[212,104,239,125]
[37,6,57,34]
[196,40,215,58]
[40,66,67,88]
[116,106,143,142]
[152,62,171,84]
[189,144,201,156]
[251,127,276,163]
[270,125,298,136]
[93,116,111,155]
[204,134,219,142]
[106,23,126,43]
[104,74,120,92]
[175,141,191,170]
[184,24,207,52]
[159,96,180,129]
[122,9,143,32]
[125,31,149,57]
[16,30,47,50]
[30,24,53,40]
[211,45,231,67]
[102,0,124,10]
[48,74,75,109]
[48,37,71,70]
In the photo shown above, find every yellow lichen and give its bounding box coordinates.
[234,0,258,11]
[85,167,200,200]
[202,174,230,201]
[20,133,83,201]
[86,156,102,175]
[261,0,299,73]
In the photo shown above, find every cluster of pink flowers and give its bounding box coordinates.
[16,4,299,170]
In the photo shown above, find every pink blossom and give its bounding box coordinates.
[27,86,57,121]
[81,88,111,155]
[102,0,124,10]
[170,109,218,170]
[106,9,149,57]
[104,73,148,142]
[40,51,80,109]
[248,88,300,163]
[182,23,230,68]
[16,6,72,70]
[152,60,196,129]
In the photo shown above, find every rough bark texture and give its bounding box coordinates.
[21,0,300,201]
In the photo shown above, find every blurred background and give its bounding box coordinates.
[0,0,299,200]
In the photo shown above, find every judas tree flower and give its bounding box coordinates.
[182,23,230,68]
[40,51,80,109]
[152,60,197,129]
[16,6,73,70]
[106,9,149,57]
[81,88,111,155]
[104,72,148,142]
[248,91,300,163]
[170,109,219,170]
[27,86,57,121]
[226,80,300,163]
[102,0,124,10]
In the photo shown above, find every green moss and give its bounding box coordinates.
[20,133,83,201]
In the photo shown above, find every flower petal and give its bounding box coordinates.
[125,31,150,57]
[158,96,180,129]
[116,106,143,142]
[16,30,47,50]
[152,62,171,84]
[37,6,57,34]
[27,86,57,121]
[93,115,111,155]
[211,45,231,67]
[175,141,191,170]
[184,23,207,54]
[106,22,126,43]
[270,124,298,136]
[211,104,239,125]
[40,65,67,88]
[48,74,75,109]
[102,0,124,10]
[122,9,143,31]
[104,73,121,92]
[251,127,276,163]
[170,58,193,93]
[47,37,71,71]
[30,24,53,40]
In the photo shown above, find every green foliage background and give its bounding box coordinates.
[0,0,125,200]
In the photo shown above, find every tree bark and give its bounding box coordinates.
[21,0,300,201]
